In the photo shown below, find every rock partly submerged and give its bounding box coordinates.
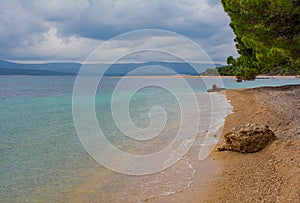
[207,84,226,92]
[218,123,277,153]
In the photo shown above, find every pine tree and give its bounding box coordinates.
[221,0,300,78]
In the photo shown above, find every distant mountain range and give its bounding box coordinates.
[0,60,222,76]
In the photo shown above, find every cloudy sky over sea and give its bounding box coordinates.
[0,0,238,63]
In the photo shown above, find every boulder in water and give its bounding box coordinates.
[207,84,226,92]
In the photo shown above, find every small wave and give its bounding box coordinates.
[197,92,233,160]
[139,155,196,202]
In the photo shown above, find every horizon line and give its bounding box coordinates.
[3,59,226,65]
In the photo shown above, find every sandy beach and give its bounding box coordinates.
[63,84,300,203]
[160,84,300,202]
[211,85,300,202]
[2,1,299,202]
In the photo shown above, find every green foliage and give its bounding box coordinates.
[221,0,300,78]
[216,65,238,76]
[234,67,259,80]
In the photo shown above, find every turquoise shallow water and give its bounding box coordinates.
[1,76,300,202]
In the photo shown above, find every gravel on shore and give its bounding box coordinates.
[210,84,300,202]
[158,84,300,203]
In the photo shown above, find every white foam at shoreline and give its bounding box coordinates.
[77,91,234,202]
[135,92,233,202]
[197,92,233,160]
[138,155,196,202]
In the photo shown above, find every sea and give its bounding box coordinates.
[1,75,300,202]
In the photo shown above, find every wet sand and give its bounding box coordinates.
[65,84,300,202]
[164,84,300,202]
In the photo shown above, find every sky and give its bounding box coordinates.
[0,0,238,64]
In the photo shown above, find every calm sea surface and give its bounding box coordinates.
[1,76,299,202]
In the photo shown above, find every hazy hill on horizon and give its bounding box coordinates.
[0,60,222,76]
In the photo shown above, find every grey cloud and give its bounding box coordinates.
[0,0,237,63]
[0,1,47,48]
[64,0,229,40]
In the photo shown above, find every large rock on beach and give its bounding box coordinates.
[218,124,277,153]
